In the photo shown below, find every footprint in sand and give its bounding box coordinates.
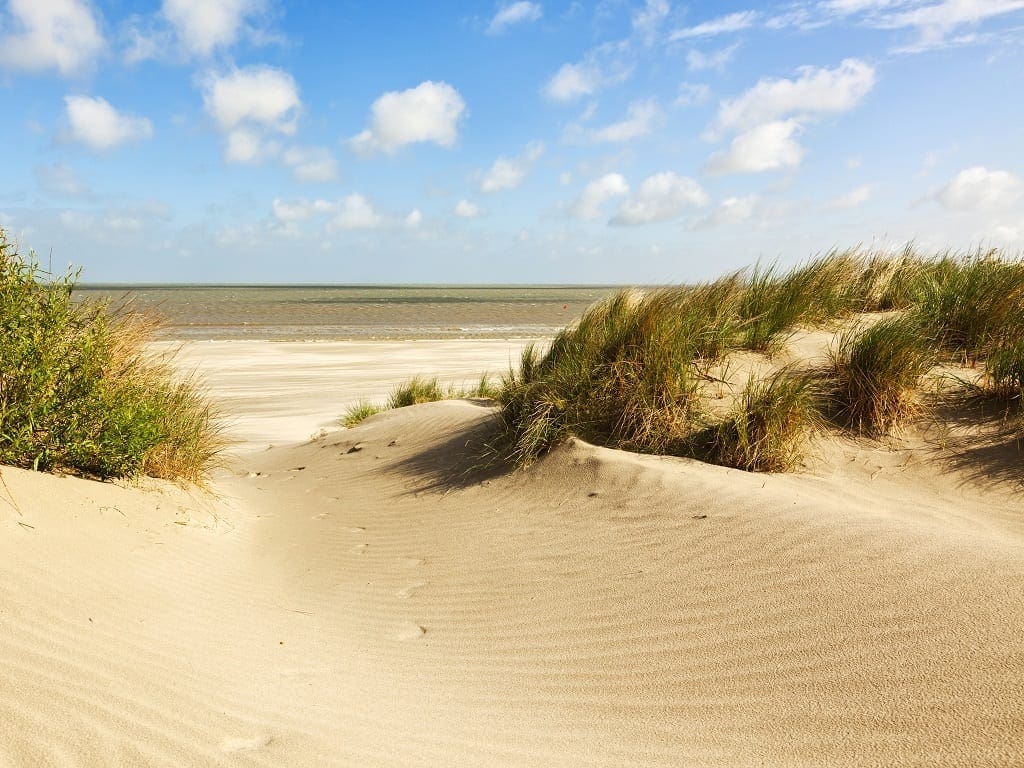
[351,543,367,554]
[396,580,427,599]
[220,735,272,752]
[312,511,331,520]
[394,622,426,641]
[349,526,365,533]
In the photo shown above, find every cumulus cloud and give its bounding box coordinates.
[349,81,466,155]
[162,0,264,57]
[330,194,383,230]
[63,96,153,151]
[570,173,630,219]
[282,146,338,183]
[705,119,804,175]
[693,194,761,229]
[715,58,876,133]
[487,1,542,34]
[670,10,758,40]
[405,209,423,228]
[454,199,483,218]
[826,183,876,209]
[590,99,660,143]
[202,65,301,134]
[481,142,544,192]
[271,195,386,230]
[934,166,1024,211]
[610,172,708,225]
[0,0,105,75]
[201,66,301,163]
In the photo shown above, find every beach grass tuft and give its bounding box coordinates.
[342,400,385,427]
[688,367,820,472]
[0,230,224,482]
[821,316,934,435]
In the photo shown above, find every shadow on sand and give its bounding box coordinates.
[389,408,515,493]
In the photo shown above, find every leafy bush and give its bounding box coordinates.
[0,231,222,481]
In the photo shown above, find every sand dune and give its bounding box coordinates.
[2,340,1023,766]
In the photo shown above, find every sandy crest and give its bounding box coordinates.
[1,340,1023,766]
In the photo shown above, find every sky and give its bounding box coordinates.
[1,0,1023,284]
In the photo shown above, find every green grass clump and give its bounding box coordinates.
[341,400,384,427]
[498,283,742,465]
[913,250,1024,362]
[688,368,820,472]
[0,230,222,482]
[822,316,934,435]
[387,375,447,408]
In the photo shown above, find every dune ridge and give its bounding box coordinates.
[2,384,1023,766]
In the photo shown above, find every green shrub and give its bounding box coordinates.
[822,316,934,435]
[0,231,222,481]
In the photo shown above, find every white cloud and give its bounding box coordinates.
[670,10,758,40]
[162,0,264,57]
[224,127,273,163]
[349,81,466,155]
[632,0,670,44]
[487,1,542,34]
[331,194,382,230]
[282,146,338,183]
[590,99,660,143]
[35,163,91,197]
[64,96,153,151]
[686,43,738,72]
[610,172,708,225]
[878,0,1024,49]
[202,65,301,134]
[694,194,761,228]
[543,44,633,103]
[826,183,876,209]
[272,198,316,222]
[272,195,411,231]
[935,166,1024,211]
[454,199,483,218]
[675,82,711,106]
[705,119,804,175]
[0,0,104,75]
[570,173,630,219]
[715,58,876,133]
[544,62,602,102]
[481,142,544,192]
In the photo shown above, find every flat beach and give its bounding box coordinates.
[2,331,1023,767]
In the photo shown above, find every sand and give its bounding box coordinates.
[1,338,1023,767]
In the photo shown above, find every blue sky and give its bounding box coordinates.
[1,0,1023,283]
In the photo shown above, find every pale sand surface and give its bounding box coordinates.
[2,338,1023,767]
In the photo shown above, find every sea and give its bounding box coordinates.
[72,285,619,341]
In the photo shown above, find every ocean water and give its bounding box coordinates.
[72,285,618,340]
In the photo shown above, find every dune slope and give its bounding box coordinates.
[1,400,1023,766]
